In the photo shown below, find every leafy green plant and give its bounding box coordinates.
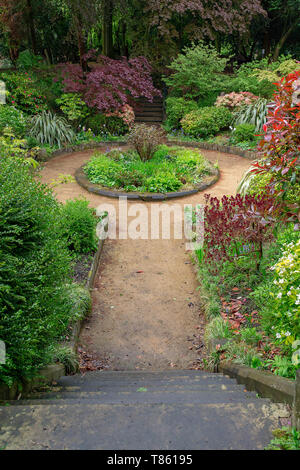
[181,106,232,138]
[52,346,79,374]
[56,93,90,124]
[85,113,129,136]
[0,128,39,167]
[164,42,228,100]
[16,50,43,70]
[29,111,75,148]
[231,124,256,144]
[60,198,99,254]
[270,356,297,378]
[0,157,73,385]
[233,98,268,132]
[240,328,262,346]
[266,427,300,450]
[84,146,211,193]
[165,97,198,129]
[128,124,166,161]
[0,105,28,136]
[205,317,232,343]
[1,71,48,114]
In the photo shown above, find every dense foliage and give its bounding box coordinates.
[0,158,73,384]
[181,106,232,138]
[84,145,212,193]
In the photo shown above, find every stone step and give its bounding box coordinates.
[135,116,163,122]
[16,389,263,405]
[50,371,238,388]
[0,401,285,450]
[40,380,247,395]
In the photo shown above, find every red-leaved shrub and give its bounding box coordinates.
[252,70,300,224]
[55,54,161,113]
[203,193,280,270]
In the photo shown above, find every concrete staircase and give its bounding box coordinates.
[0,370,286,450]
[134,96,164,124]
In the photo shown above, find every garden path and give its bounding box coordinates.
[40,146,251,370]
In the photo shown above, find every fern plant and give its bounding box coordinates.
[233,98,268,132]
[29,111,75,148]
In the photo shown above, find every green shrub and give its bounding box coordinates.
[0,158,73,385]
[60,198,99,254]
[165,97,198,129]
[145,172,181,193]
[181,106,232,138]
[0,128,40,166]
[29,111,75,148]
[0,71,48,114]
[232,124,256,143]
[85,113,128,136]
[266,427,300,450]
[56,93,90,125]
[164,42,228,100]
[0,105,28,136]
[16,50,43,70]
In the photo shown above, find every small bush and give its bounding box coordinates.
[145,172,181,193]
[60,198,99,254]
[181,106,232,138]
[29,111,75,147]
[128,124,166,161]
[85,113,129,136]
[215,92,258,109]
[56,93,90,125]
[165,97,198,129]
[1,71,48,114]
[232,124,256,143]
[0,105,28,136]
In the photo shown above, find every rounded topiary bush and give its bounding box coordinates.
[180,106,232,138]
[0,158,73,385]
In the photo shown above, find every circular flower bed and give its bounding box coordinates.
[83,145,215,194]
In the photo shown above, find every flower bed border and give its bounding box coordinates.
[0,219,108,401]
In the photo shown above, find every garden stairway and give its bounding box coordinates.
[134,96,164,124]
[0,370,287,450]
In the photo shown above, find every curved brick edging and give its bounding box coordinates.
[0,219,108,401]
[43,139,257,161]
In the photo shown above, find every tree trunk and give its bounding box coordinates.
[26,0,38,55]
[102,0,113,57]
[273,21,298,61]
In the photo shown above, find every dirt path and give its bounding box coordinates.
[40,146,252,370]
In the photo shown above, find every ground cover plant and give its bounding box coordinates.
[84,144,213,194]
